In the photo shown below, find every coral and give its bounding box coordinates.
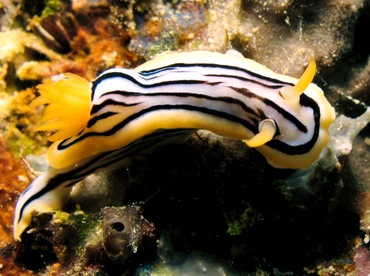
[0,29,63,87]
[129,0,208,60]
[354,245,370,275]
[102,206,155,261]
[0,87,47,157]
[15,205,155,275]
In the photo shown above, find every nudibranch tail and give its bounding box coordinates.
[13,169,73,241]
[280,57,316,103]
[33,73,92,142]
[243,119,276,147]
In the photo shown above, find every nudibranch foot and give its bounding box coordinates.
[13,169,73,241]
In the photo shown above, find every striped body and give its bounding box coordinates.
[13,50,335,240]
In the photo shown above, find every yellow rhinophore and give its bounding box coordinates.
[280,57,316,105]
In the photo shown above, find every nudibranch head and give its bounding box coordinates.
[241,56,335,169]
[33,73,92,142]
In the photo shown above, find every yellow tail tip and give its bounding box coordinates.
[33,73,92,142]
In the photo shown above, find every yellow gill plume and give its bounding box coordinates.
[32,73,92,142]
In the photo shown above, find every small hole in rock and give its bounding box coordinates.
[111,222,125,232]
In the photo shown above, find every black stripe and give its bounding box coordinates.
[103,90,257,115]
[58,104,257,150]
[204,73,285,89]
[138,66,178,78]
[92,62,294,99]
[230,86,308,133]
[87,90,259,128]
[87,111,117,128]
[138,63,294,87]
[265,94,321,155]
[91,99,140,114]
[92,70,208,99]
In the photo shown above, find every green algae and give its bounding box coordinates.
[54,209,100,241]
[5,127,40,157]
[41,0,61,18]
[225,203,261,236]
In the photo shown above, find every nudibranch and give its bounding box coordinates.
[13,50,335,240]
